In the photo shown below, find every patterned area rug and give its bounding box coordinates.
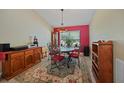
[47,59,76,78]
[13,56,92,83]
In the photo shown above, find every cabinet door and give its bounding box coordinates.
[11,52,24,74]
[25,50,34,68]
[99,45,113,83]
[34,48,41,63]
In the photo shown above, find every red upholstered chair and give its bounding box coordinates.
[69,49,80,68]
[50,47,65,70]
[47,45,59,60]
[52,54,64,63]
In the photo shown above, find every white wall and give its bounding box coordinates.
[0,10,52,74]
[90,10,124,82]
[0,10,52,47]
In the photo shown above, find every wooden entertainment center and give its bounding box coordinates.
[92,41,113,83]
[2,47,42,80]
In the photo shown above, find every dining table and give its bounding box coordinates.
[60,47,79,53]
[60,47,79,68]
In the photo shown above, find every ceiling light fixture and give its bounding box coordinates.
[58,9,67,32]
[61,9,64,26]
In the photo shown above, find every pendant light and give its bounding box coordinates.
[61,9,64,26]
[59,9,67,32]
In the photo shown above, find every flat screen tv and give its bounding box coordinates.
[0,43,10,52]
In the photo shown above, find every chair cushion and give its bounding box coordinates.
[53,55,64,62]
[70,53,79,58]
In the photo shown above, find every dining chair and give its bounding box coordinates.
[69,48,80,68]
[47,44,58,60]
[50,47,65,70]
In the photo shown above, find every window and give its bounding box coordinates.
[60,30,80,48]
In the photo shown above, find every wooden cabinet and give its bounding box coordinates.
[34,48,42,63]
[11,52,25,74]
[92,41,113,83]
[25,50,34,68]
[2,47,42,80]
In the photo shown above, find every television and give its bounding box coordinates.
[0,43,10,52]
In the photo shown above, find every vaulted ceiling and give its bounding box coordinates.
[35,9,95,27]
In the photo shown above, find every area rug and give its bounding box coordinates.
[13,56,92,83]
[47,59,76,78]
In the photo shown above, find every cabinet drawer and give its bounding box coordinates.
[11,52,24,59]
[35,48,41,53]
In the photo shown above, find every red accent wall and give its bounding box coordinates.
[54,25,89,52]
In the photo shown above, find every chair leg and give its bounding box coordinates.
[50,60,53,72]
[55,62,59,69]
[53,61,61,70]
[78,58,80,68]
[67,57,71,68]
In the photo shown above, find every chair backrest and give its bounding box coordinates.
[72,46,81,55]
[47,43,61,56]
[47,43,55,55]
[53,47,61,55]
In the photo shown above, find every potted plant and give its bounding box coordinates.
[65,36,73,47]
